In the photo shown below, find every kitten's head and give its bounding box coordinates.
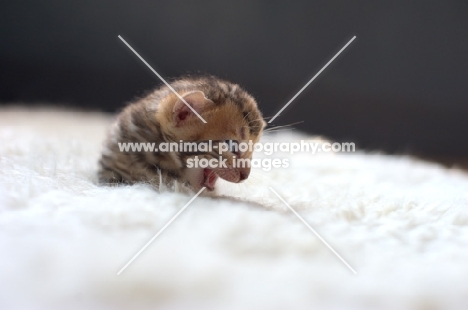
[156,77,266,191]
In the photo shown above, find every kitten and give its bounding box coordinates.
[98,76,265,192]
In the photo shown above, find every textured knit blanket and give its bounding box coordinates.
[1,107,467,310]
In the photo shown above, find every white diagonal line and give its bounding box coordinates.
[117,187,206,275]
[269,36,356,123]
[118,35,207,124]
[269,187,357,274]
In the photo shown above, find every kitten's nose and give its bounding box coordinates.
[239,169,250,181]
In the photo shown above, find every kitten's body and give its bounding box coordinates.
[98,76,265,192]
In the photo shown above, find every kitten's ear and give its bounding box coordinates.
[172,91,213,126]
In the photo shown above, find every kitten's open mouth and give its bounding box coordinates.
[203,168,218,191]
[202,168,243,191]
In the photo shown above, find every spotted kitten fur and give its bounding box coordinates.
[98,76,265,192]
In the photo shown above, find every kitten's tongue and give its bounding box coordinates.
[203,169,218,191]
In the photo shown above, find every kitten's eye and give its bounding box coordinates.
[225,140,240,154]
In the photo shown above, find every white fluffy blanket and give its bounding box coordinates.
[1,107,468,310]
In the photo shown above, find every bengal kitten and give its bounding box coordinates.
[98,76,265,192]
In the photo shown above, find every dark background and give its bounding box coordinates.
[1,1,467,157]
